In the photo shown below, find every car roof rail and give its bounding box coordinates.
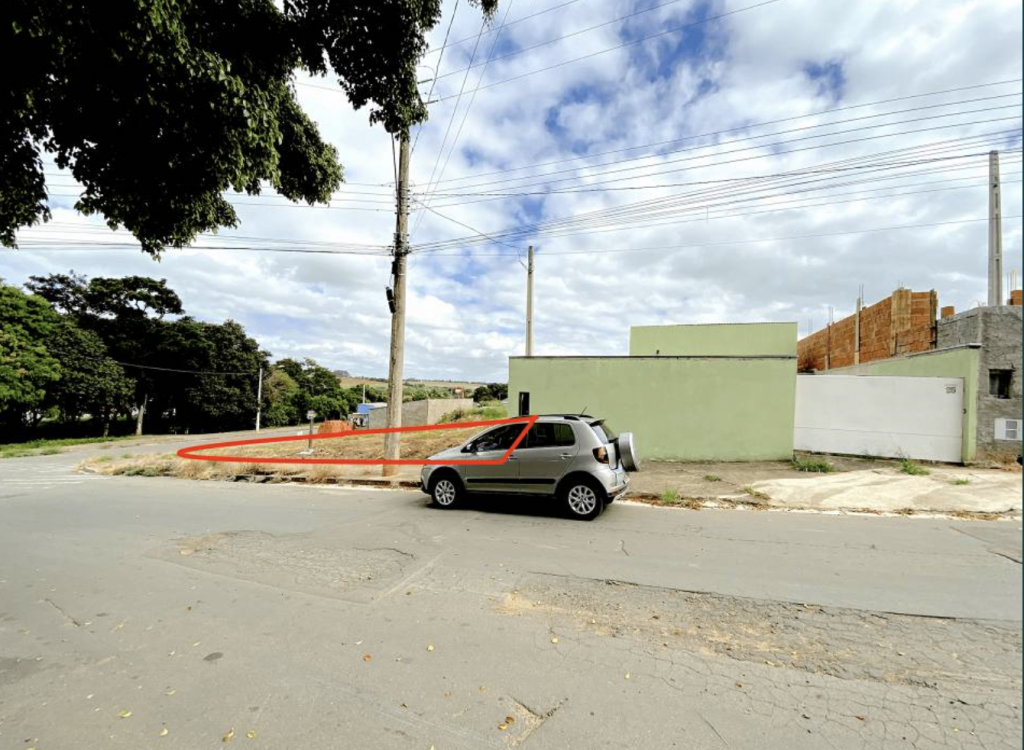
[535,413,594,420]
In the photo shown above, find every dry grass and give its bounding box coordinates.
[75,424,488,484]
[192,425,482,463]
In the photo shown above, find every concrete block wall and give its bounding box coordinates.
[798,290,937,372]
[367,398,475,430]
[938,307,1023,462]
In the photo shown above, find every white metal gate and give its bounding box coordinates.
[795,375,964,463]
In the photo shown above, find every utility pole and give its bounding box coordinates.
[988,150,1004,306]
[525,245,534,356]
[255,367,263,432]
[383,130,411,476]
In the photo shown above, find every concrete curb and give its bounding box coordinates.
[231,474,421,489]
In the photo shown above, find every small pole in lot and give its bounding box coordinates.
[306,410,316,452]
[255,367,264,432]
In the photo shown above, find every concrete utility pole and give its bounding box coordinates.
[989,150,1004,306]
[255,368,263,432]
[525,245,534,357]
[383,130,411,476]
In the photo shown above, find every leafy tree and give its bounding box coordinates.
[21,271,89,316]
[45,319,133,434]
[2,0,497,252]
[271,357,354,420]
[262,369,301,427]
[150,318,266,433]
[27,272,183,321]
[27,272,187,433]
[0,282,62,428]
[473,383,508,402]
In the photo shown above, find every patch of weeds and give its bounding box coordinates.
[121,453,133,459]
[39,446,63,455]
[94,455,114,463]
[703,474,721,482]
[950,477,971,486]
[791,457,834,473]
[125,466,162,478]
[659,488,680,504]
[742,486,770,502]
[899,458,930,476]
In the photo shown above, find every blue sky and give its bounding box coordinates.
[3,0,1022,381]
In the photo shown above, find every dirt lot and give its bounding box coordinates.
[190,424,484,462]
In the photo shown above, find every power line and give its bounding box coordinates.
[418,94,1023,195]
[412,135,1016,245]
[411,136,1021,250]
[422,215,1024,257]
[419,108,1023,197]
[412,0,516,238]
[434,0,783,103]
[412,15,490,237]
[429,0,691,84]
[44,193,395,212]
[422,0,585,53]
[24,222,389,251]
[12,241,390,256]
[412,0,461,156]
[56,353,260,377]
[412,198,525,253]
[417,79,1023,187]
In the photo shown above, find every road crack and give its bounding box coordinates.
[44,598,82,627]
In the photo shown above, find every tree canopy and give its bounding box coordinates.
[1,0,497,253]
[0,282,62,426]
[3,272,403,437]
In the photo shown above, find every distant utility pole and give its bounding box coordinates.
[383,130,411,477]
[525,245,534,357]
[255,367,263,432]
[988,150,1004,306]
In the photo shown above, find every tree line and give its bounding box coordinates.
[0,273,399,440]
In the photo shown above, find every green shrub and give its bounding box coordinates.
[791,457,835,473]
[702,474,721,482]
[899,458,929,476]
[951,477,971,486]
[659,488,680,504]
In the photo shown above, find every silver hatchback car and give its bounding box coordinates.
[420,415,640,520]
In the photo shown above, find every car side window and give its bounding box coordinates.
[469,425,519,452]
[524,423,576,449]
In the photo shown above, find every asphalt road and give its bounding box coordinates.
[1,441,1021,749]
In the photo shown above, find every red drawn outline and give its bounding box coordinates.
[176,415,538,466]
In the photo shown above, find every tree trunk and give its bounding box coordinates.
[135,394,147,436]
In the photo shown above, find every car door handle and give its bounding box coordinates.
[507,455,519,460]
[559,453,573,459]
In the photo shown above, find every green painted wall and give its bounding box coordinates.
[825,347,980,462]
[630,322,797,357]
[509,356,796,461]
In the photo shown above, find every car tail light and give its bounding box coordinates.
[593,446,609,464]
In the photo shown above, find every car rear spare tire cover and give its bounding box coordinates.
[617,432,641,472]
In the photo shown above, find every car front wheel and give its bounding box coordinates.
[430,474,462,509]
[562,479,604,521]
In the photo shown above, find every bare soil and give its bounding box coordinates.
[190,425,483,462]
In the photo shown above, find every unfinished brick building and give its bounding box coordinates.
[797,289,939,372]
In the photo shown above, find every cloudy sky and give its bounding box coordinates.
[3,0,1022,381]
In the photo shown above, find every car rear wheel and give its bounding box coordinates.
[430,475,462,509]
[562,479,604,521]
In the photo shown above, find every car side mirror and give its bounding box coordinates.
[461,444,475,453]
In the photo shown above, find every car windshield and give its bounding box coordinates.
[590,420,616,444]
